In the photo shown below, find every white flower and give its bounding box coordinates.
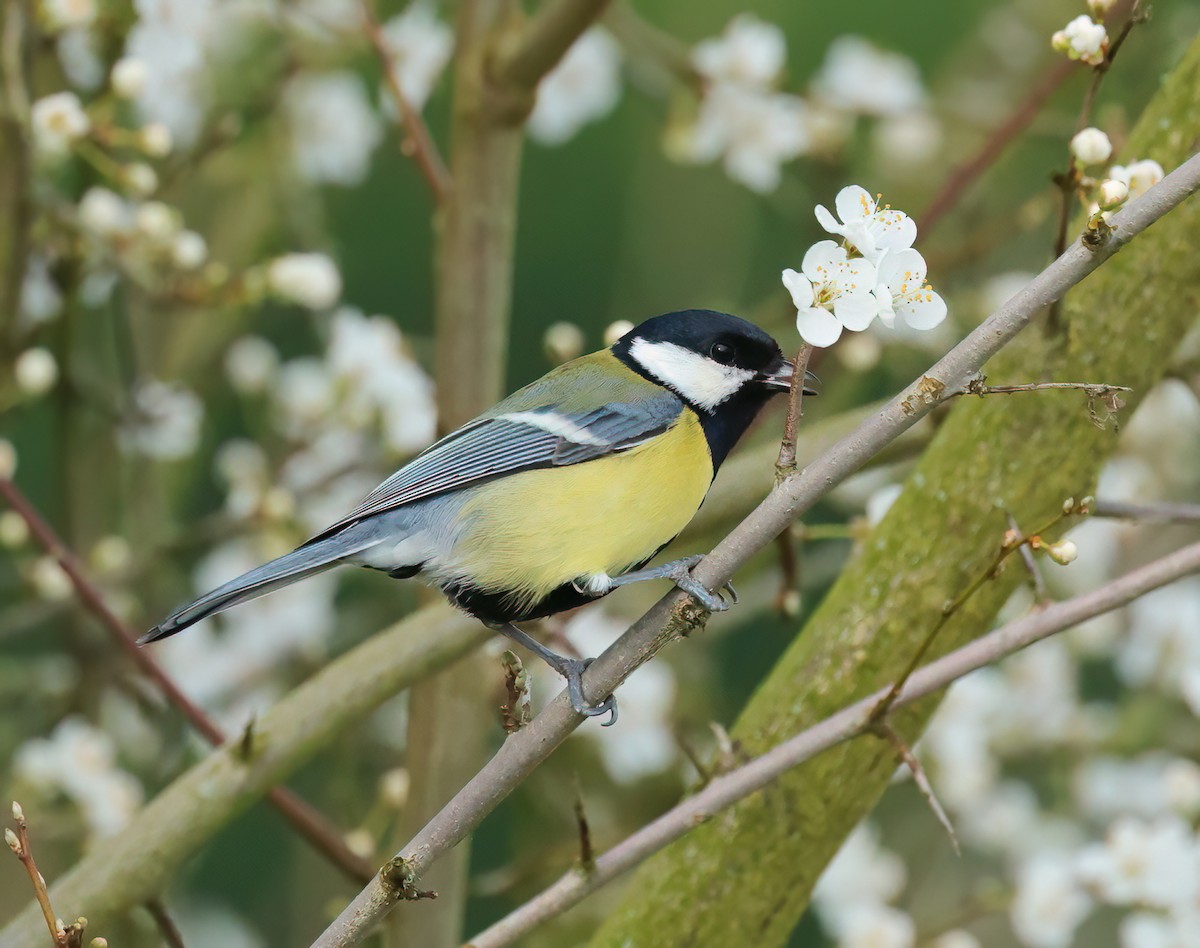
[683,85,809,192]
[78,186,130,235]
[266,252,342,310]
[1071,127,1113,165]
[932,932,982,948]
[140,121,173,157]
[871,111,942,167]
[543,321,585,363]
[871,248,947,332]
[29,556,72,601]
[814,185,917,264]
[40,0,97,31]
[171,230,207,269]
[1077,816,1200,909]
[225,336,279,394]
[111,57,148,98]
[13,716,143,838]
[31,91,91,155]
[814,822,907,934]
[692,14,786,88]
[604,320,634,346]
[529,29,622,146]
[57,27,104,91]
[124,162,158,196]
[15,347,59,395]
[1010,852,1093,948]
[783,241,877,347]
[1053,15,1108,66]
[379,1,453,111]
[119,378,204,460]
[19,255,64,325]
[837,904,915,948]
[812,36,926,117]
[284,72,382,187]
[1108,159,1165,200]
[134,200,179,243]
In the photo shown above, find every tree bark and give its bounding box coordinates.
[592,35,1200,948]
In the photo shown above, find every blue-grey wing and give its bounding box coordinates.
[306,394,683,541]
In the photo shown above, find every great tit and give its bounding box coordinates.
[141,310,816,723]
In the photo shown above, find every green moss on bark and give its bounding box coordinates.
[592,37,1200,948]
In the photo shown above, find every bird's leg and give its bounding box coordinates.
[605,555,738,613]
[486,621,617,727]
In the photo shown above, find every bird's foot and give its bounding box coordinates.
[610,554,737,613]
[561,657,618,727]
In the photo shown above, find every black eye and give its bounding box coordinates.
[710,342,736,365]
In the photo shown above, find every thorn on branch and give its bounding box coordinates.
[143,899,185,948]
[500,650,532,735]
[380,855,438,902]
[871,720,960,855]
[237,714,257,761]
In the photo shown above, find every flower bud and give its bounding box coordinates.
[139,122,172,158]
[543,321,585,364]
[603,320,634,346]
[11,801,23,821]
[0,512,29,547]
[1046,539,1078,565]
[15,347,59,396]
[1087,0,1116,19]
[1070,127,1112,166]
[111,58,146,98]
[124,162,158,197]
[1098,178,1129,210]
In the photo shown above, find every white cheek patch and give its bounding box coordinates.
[498,411,610,446]
[629,338,754,410]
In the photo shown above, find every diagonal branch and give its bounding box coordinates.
[360,0,452,201]
[0,476,375,884]
[466,541,1200,947]
[312,151,1200,947]
[494,0,614,92]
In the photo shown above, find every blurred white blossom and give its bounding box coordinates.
[1109,159,1165,200]
[1010,851,1093,948]
[529,29,622,146]
[225,336,280,394]
[267,252,342,309]
[19,255,64,325]
[120,378,204,460]
[812,36,926,117]
[379,1,453,111]
[13,716,143,838]
[57,28,105,90]
[692,13,785,87]
[31,91,91,155]
[284,72,382,186]
[39,0,97,31]
[111,56,148,98]
[1077,816,1200,909]
[815,821,908,939]
[1070,127,1113,165]
[14,347,59,396]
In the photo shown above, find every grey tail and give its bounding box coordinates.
[139,529,379,645]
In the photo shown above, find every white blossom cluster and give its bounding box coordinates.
[783,185,947,347]
[670,17,935,192]
[820,378,1200,948]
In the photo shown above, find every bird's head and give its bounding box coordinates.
[612,309,818,413]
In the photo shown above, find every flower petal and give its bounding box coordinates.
[834,292,878,331]
[814,203,842,235]
[898,289,947,330]
[871,210,917,254]
[796,305,843,347]
[835,184,876,224]
[801,239,846,279]
[837,256,877,294]
[875,247,926,289]
[781,268,814,309]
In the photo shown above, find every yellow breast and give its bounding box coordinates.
[452,410,712,607]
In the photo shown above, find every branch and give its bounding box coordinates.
[360,0,451,201]
[1093,499,1200,523]
[465,541,1200,947]
[6,802,70,947]
[0,603,488,948]
[918,59,1076,234]
[494,0,614,93]
[0,476,375,884]
[312,152,1200,948]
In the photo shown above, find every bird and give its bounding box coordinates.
[140,309,816,725]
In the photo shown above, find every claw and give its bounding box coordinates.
[564,658,619,726]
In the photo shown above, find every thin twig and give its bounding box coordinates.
[144,899,185,948]
[465,542,1200,948]
[572,782,595,874]
[6,802,67,947]
[1093,499,1200,523]
[1008,513,1049,605]
[0,477,375,884]
[918,59,1076,234]
[775,344,814,479]
[313,149,1200,948]
[871,720,959,855]
[359,0,451,201]
[951,380,1131,397]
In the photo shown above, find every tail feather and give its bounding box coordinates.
[139,530,380,644]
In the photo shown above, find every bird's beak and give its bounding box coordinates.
[759,359,820,396]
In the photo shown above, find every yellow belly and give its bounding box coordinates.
[453,410,712,607]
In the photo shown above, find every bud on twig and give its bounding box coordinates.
[5,827,20,853]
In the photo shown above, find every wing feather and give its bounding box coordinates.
[305,393,683,543]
